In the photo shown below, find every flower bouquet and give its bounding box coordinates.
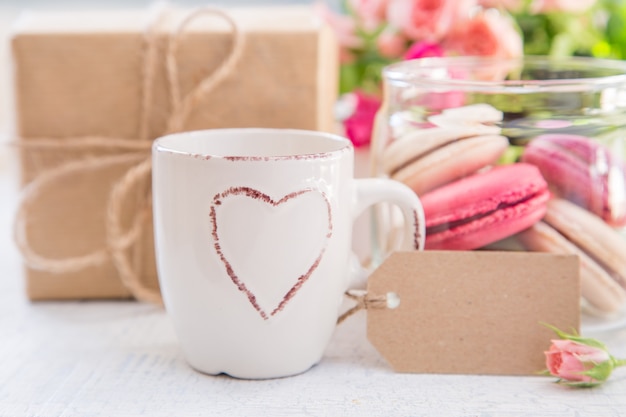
[318,0,626,147]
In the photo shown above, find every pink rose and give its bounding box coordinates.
[542,324,626,387]
[377,30,407,58]
[314,1,363,63]
[341,91,382,147]
[545,340,611,384]
[404,41,445,60]
[531,0,597,14]
[401,41,463,111]
[445,8,522,59]
[386,0,464,41]
[348,0,390,30]
[479,0,525,11]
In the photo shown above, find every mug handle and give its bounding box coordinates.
[347,178,426,288]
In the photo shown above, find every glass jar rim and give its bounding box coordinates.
[383,56,626,91]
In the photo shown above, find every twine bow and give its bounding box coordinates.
[13,6,245,305]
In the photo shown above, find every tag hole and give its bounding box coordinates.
[386,292,400,309]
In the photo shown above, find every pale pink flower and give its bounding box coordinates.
[546,340,611,384]
[348,0,390,30]
[446,8,522,59]
[479,0,525,11]
[386,0,462,41]
[543,324,626,387]
[314,2,363,51]
[531,0,597,14]
[377,30,407,58]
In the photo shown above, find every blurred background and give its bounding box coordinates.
[0,0,335,148]
[0,0,335,253]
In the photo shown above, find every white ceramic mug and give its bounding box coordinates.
[152,128,425,379]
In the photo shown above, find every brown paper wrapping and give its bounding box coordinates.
[11,6,339,301]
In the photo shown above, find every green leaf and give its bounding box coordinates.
[559,380,604,388]
[541,322,577,338]
[341,0,354,16]
[498,146,525,165]
[516,13,553,56]
[561,334,609,351]
[583,360,613,382]
[356,23,388,46]
[592,41,612,58]
[540,323,609,351]
[339,64,360,95]
[550,33,576,57]
[613,358,626,367]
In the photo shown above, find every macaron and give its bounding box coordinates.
[421,163,550,250]
[382,104,508,196]
[382,127,508,196]
[519,198,626,315]
[427,103,504,128]
[521,133,626,226]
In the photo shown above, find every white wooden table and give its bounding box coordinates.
[1,148,626,417]
[2,2,625,416]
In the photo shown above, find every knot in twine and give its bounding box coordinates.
[337,289,390,325]
[13,6,245,305]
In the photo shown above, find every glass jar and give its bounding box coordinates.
[371,56,626,325]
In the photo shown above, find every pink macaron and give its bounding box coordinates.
[422,163,550,250]
[521,133,626,226]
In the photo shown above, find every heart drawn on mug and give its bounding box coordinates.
[209,186,333,320]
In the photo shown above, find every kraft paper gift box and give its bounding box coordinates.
[10,5,338,302]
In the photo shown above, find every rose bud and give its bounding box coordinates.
[543,324,626,387]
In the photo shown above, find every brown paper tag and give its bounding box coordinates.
[366,251,580,376]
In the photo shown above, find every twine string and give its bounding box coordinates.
[13,151,148,273]
[12,6,245,304]
[138,2,170,142]
[337,290,389,325]
[106,157,159,304]
[166,8,244,134]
